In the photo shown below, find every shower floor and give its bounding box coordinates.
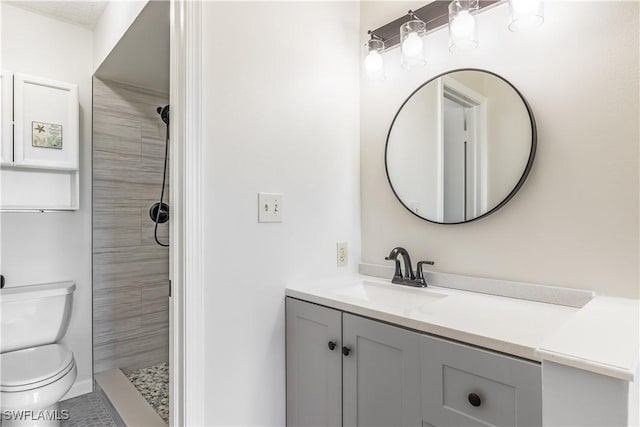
[125,363,169,423]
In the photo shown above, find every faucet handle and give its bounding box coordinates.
[416,261,435,286]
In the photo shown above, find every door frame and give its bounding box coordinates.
[169,1,205,425]
[437,77,488,221]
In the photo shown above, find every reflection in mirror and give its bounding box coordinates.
[385,69,536,224]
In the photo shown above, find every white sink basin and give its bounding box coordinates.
[330,280,447,309]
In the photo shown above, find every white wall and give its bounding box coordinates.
[387,81,440,219]
[0,4,93,398]
[92,0,148,72]
[95,1,169,93]
[200,2,360,424]
[361,1,639,298]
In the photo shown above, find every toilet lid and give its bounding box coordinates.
[1,344,74,388]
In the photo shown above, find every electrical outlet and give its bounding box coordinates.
[337,242,348,267]
[258,193,283,223]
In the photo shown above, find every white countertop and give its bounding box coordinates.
[286,275,639,381]
[536,296,639,381]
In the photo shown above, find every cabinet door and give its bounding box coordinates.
[286,298,342,427]
[343,313,421,427]
[421,334,541,427]
[13,73,78,170]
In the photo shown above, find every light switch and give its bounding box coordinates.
[258,193,283,223]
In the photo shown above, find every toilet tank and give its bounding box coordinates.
[1,281,75,353]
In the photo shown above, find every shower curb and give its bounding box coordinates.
[95,369,166,427]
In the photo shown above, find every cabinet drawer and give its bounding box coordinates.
[421,335,541,427]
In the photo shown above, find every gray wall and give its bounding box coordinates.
[92,78,169,373]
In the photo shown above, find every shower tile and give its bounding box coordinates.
[94,265,168,290]
[142,298,168,315]
[94,179,165,205]
[94,317,142,346]
[142,136,167,159]
[142,121,166,141]
[94,329,169,374]
[94,79,169,122]
[142,311,169,332]
[94,288,142,306]
[94,300,141,321]
[93,245,168,265]
[94,208,141,230]
[93,246,168,290]
[142,218,169,246]
[93,77,169,374]
[141,283,170,301]
[94,114,142,156]
[94,209,142,249]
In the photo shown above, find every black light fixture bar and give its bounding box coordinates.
[370,0,501,50]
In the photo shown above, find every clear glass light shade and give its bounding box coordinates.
[448,0,479,52]
[508,0,544,31]
[400,20,427,69]
[362,39,385,80]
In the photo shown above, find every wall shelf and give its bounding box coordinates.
[0,71,79,211]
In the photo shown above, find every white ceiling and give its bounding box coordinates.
[5,0,109,29]
[95,1,170,93]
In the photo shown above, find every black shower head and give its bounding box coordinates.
[157,105,169,126]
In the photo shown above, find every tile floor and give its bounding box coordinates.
[60,391,119,427]
[125,362,169,423]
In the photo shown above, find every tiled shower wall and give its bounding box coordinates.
[93,78,169,373]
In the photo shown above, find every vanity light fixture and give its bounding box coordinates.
[400,10,427,69]
[361,0,544,77]
[508,0,544,31]
[448,0,479,52]
[363,31,386,80]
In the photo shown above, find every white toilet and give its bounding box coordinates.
[1,282,77,427]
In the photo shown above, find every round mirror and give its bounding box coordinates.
[385,69,536,224]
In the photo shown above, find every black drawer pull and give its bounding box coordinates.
[342,346,351,356]
[328,341,336,351]
[468,393,482,407]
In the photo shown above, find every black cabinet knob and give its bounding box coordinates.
[328,341,336,351]
[468,393,482,407]
[342,346,351,356]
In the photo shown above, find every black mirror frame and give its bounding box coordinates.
[384,68,537,225]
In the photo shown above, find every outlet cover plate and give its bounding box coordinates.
[337,241,348,267]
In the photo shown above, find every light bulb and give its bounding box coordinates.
[364,50,383,74]
[512,0,541,14]
[451,10,475,39]
[509,0,544,31]
[402,32,423,58]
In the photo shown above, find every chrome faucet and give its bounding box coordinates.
[385,247,434,288]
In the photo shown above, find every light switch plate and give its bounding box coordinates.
[258,193,283,223]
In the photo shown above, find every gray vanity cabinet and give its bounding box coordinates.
[286,298,342,427]
[286,298,421,427]
[421,335,542,427]
[342,313,421,427]
[286,297,542,427]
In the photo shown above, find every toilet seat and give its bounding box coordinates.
[1,344,75,392]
